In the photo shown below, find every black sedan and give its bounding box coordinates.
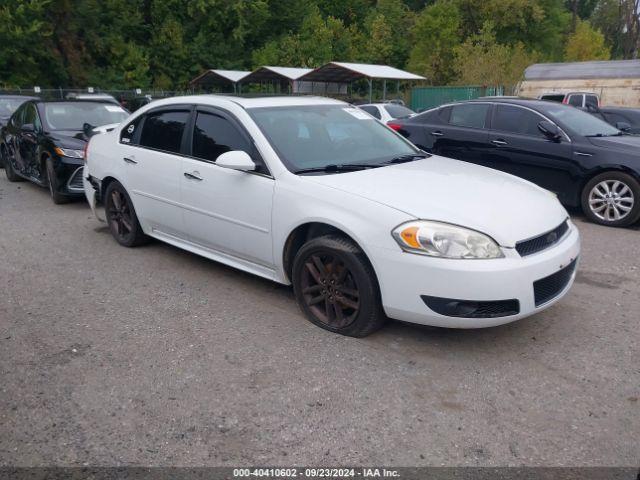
[389,98,640,227]
[587,105,640,134]
[0,99,128,203]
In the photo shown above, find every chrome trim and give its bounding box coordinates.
[66,166,84,193]
[574,152,593,157]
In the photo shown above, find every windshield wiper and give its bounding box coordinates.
[293,163,381,174]
[382,153,430,165]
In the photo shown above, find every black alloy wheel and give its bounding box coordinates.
[292,235,385,337]
[104,180,149,247]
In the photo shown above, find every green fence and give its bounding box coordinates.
[410,86,509,111]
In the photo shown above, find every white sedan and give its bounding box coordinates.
[84,95,580,337]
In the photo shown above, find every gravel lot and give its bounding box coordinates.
[0,174,638,467]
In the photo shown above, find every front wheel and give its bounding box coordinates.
[45,156,69,204]
[581,172,640,227]
[104,180,149,247]
[292,235,386,337]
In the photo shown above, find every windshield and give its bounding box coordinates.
[44,102,128,130]
[0,98,29,118]
[248,104,419,172]
[384,104,414,119]
[544,103,620,137]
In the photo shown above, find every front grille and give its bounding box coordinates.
[421,296,520,318]
[516,220,569,257]
[533,259,577,307]
[67,166,84,192]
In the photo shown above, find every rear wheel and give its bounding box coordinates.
[292,235,386,337]
[2,146,23,182]
[45,156,69,204]
[581,172,640,227]
[104,180,149,247]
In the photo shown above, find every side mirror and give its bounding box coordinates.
[215,150,255,171]
[538,121,562,141]
[616,121,631,132]
[21,123,35,133]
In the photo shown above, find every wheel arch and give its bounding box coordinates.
[579,165,640,199]
[281,221,375,284]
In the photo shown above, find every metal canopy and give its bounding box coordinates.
[189,69,250,87]
[524,60,640,81]
[242,66,313,83]
[299,62,426,82]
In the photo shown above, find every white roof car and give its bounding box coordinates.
[358,102,415,123]
[84,95,580,337]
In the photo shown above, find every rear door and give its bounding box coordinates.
[180,106,275,269]
[118,106,190,238]
[432,102,492,165]
[487,104,575,201]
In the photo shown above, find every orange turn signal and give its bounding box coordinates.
[399,226,421,249]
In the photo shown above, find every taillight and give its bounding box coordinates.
[562,97,568,104]
[387,122,402,131]
[83,138,90,162]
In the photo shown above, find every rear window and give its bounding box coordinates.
[139,110,189,154]
[568,95,583,107]
[540,94,565,103]
[383,104,414,119]
[448,104,490,129]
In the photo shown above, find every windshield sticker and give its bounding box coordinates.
[105,105,124,113]
[343,107,374,120]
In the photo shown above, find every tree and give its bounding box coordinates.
[564,20,611,61]
[407,1,461,84]
[453,22,538,86]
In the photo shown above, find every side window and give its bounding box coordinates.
[360,106,381,119]
[568,95,583,107]
[192,111,251,162]
[120,115,143,145]
[448,104,490,129]
[585,95,598,108]
[12,104,26,128]
[492,105,545,137]
[22,104,41,131]
[139,110,189,154]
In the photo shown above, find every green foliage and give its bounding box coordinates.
[407,1,461,84]
[0,0,632,89]
[564,20,611,61]
[453,23,539,86]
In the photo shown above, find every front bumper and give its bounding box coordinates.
[370,222,581,328]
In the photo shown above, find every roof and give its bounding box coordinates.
[300,62,426,82]
[524,60,640,80]
[189,69,251,86]
[141,94,345,110]
[241,66,313,83]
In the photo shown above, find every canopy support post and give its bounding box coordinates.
[382,79,386,101]
[368,78,372,103]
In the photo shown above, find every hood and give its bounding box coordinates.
[49,130,87,149]
[304,156,567,247]
[587,134,640,150]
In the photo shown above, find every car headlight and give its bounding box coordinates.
[54,146,84,159]
[392,220,504,259]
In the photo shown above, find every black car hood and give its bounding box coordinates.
[587,135,640,150]
[48,130,87,149]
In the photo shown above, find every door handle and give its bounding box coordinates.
[123,157,137,164]
[491,139,508,146]
[184,171,203,181]
[431,131,444,137]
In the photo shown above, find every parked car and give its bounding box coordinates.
[389,98,640,227]
[539,92,599,109]
[1,99,128,203]
[585,105,640,134]
[0,95,39,168]
[84,96,579,337]
[358,102,415,123]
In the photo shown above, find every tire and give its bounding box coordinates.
[44,156,70,204]
[2,146,23,182]
[292,234,386,337]
[581,171,640,227]
[104,180,149,247]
